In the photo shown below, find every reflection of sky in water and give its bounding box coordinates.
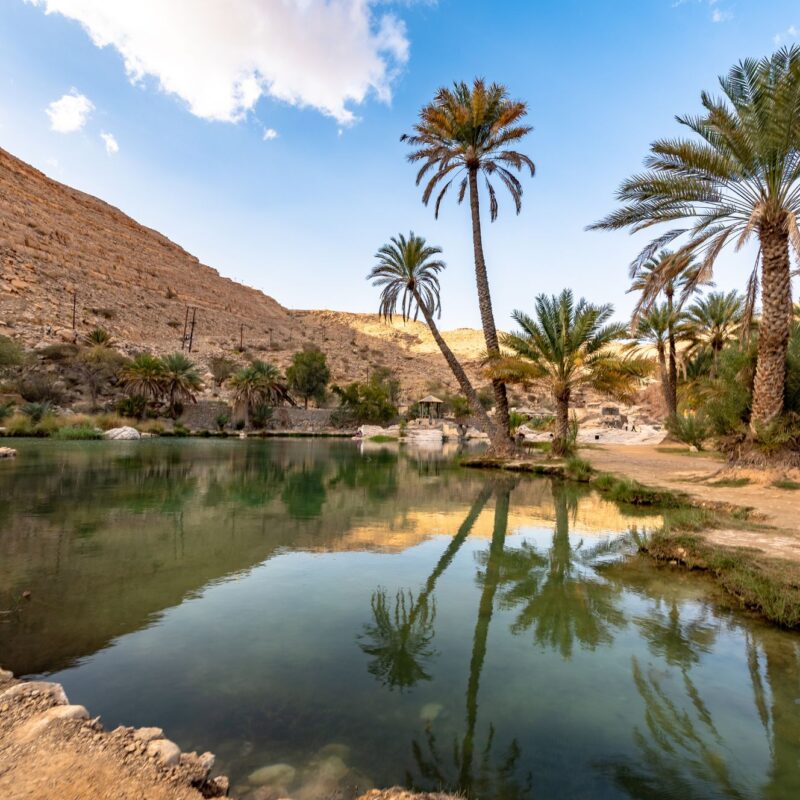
[1,439,797,800]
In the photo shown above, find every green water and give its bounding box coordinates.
[1,439,798,800]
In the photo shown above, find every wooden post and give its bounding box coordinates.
[181,306,190,350]
[188,308,196,353]
[239,324,244,351]
[72,291,77,331]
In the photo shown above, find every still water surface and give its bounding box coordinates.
[1,439,798,799]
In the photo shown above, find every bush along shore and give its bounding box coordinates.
[462,453,800,629]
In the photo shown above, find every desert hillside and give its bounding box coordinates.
[0,147,488,399]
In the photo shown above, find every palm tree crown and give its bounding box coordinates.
[494,290,646,454]
[683,290,745,356]
[402,78,535,220]
[120,353,165,402]
[161,352,203,416]
[368,232,445,323]
[591,46,800,427]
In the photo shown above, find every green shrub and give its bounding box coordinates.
[773,479,800,490]
[331,375,398,425]
[17,373,63,404]
[173,422,189,437]
[508,410,528,433]
[115,395,147,419]
[209,356,237,387]
[53,424,102,440]
[564,456,593,482]
[286,347,330,408]
[0,401,14,422]
[250,403,273,429]
[666,412,710,450]
[20,401,52,423]
[37,343,78,362]
[592,473,684,507]
[215,412,230,431]
[0,335,24,371]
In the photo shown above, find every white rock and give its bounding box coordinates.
[147,738,181,766]
[133,726,163,743]
[248,763,297,788]
[0,447,17,459]
[104,426,140,441]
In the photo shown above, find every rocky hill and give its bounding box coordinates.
[0,147,487,400]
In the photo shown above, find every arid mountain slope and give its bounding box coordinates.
[0,147,487,399]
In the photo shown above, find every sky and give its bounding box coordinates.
[0,0,798,329]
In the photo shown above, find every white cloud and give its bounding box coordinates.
[100,131,119,154]
[711,7,732,22]
[45,89,94,132]
[262,127,278,141]
[774,25,799,45]
[25,0,411,125]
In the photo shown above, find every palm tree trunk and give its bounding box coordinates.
[752,224,792,428]
[657,344,671,416]
[666,293,678,416]
[458,484,510,792]
[414,288,511,453]
[553,389,571,457]
[467,167,511,439]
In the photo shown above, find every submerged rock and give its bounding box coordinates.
[419,702,443,724]
[248,762,297,788]
[0,447,17,459]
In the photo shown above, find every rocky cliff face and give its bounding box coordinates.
[0,147,486,398]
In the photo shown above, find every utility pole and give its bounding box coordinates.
[72,291,77,331]
[239,323,244,351]
[188,308,197,353]
[181,306,190,350]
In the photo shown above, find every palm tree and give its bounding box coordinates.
[629,251,703,414]
[83,328,115,348]
[119,353,165,403]
[227,360,290,427]
[161,353,203,418]
[683,291,745,371]
[402,79,535,436]
[491,290,648,456]
[590,47,800,429]
[368,232,508,451]
[626,304,674,414]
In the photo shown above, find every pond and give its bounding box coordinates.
[1,439,798,800]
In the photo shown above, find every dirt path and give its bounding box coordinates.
[581,444,800,563]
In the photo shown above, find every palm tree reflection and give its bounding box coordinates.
[493,481,624,659]
[359,486,493,691]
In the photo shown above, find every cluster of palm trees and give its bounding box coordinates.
[120,352,203,417]
[370,47,800,461]
[226,360,292,427]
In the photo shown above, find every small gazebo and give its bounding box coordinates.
[418,395,444,420]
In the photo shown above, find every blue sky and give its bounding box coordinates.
[1,0,798,328]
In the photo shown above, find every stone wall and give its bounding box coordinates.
[179,400,231,430]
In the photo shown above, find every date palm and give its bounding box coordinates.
[629,251,703,414]
[626,304,675,413]
[683,291,745,371]
[228,360,290,427]
[402,79,535,436]
[119,353,165,403]
[591,46,800,429]
[161,352,203,418]
[368,232,507,451]
[490,290,648,456]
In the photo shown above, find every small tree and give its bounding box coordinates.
[120,353,166,404]
[286,346,330,408]
[209,356,237,387]
[161,353,203,418]
[332,376,398,424]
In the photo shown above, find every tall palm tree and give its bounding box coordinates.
[626,304,675,414]
[683,291,745,371]
[491,290,648,456]
[591,47,800,429]
[402,79,535,436]
[629,251,704,414]
[119,353,165,403]
[368,232,508,451]
[161,352,203,418]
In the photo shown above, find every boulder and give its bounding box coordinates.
[248,763,297,788]
[104,426,140,441]
[147,738,181,766]
[0,447,17,459]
